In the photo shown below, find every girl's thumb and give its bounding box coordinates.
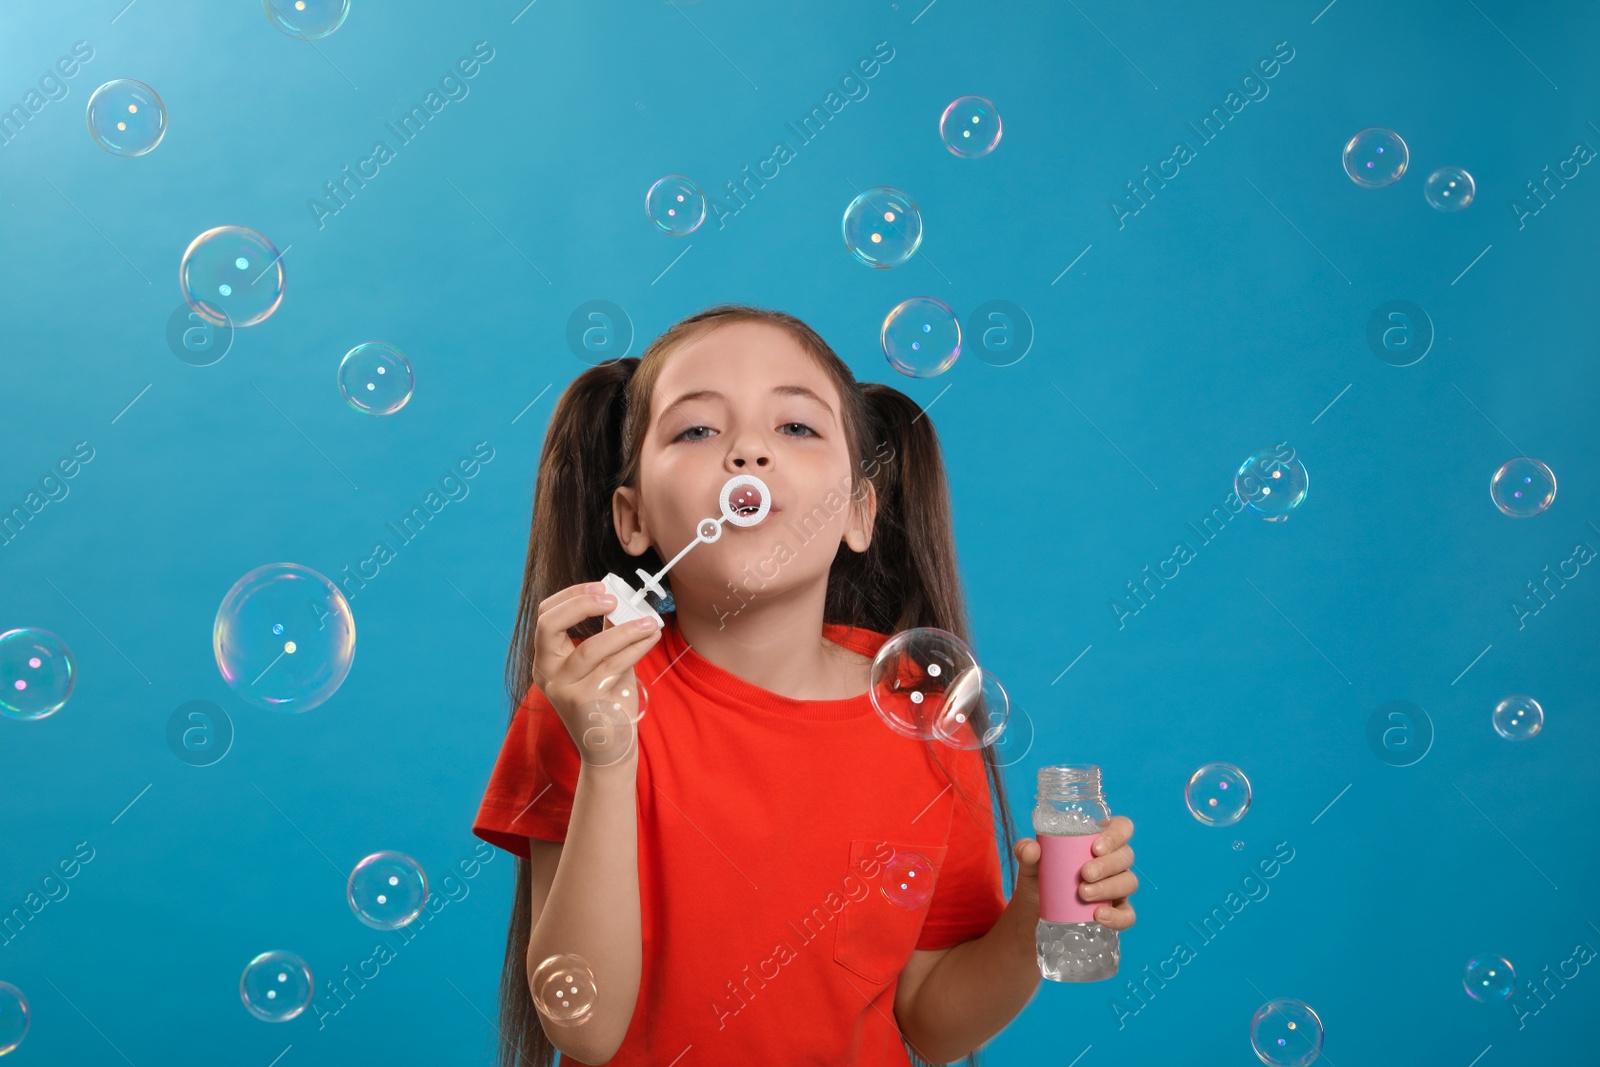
[1013,839,1043,897]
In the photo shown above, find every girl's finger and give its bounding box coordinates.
[1084,844,1134,882]
[584,634,663,699]
[1094,815,1135,855]
[1093,899,1136,930]
[569,618,662,683]
[537,581,603,617]
[534,589,619,665]
[1080,870,1139,902]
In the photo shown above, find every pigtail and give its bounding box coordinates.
[496,356,657,1067]
[853,385,1024,1067]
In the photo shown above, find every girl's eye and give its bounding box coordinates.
[673,423,817,442]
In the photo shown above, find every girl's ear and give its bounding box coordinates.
[842,477,876,553]
[613,485,653,556]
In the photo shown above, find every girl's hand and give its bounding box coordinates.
[1010,815,1139,931]
[532,581,662,767]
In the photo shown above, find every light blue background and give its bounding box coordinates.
[2,0,1597,1063]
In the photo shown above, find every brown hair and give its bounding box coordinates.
[495,304,1020,1067]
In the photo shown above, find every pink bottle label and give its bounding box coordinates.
[1038,833,1100,923]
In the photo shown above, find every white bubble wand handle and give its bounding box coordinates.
[599,474,771,630]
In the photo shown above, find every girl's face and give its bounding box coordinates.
[613,321,875,616]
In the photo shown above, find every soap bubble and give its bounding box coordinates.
[531,953,598,1025]
[348,851,429,929]
[214,563,355,713]
[1490,457,1556,518]
[842,186,923,268]
[240,951,313,1022]
[1185,762,1252,827]
[1424,166,1475,211]
[0,982,28,1055]
[574,692,639,766]
[1249,997,1324,1067]
[1342,127,1408,187]
[880,850,936,908]
[263,0,351,39]
[935,667,1010,750]
[869,628,980,741]
[180,226,285,328]
[881,297,961,378]
[0,628,76,722]
[338,342,415,416]
[939,96,1002,158]
[645,175,706,236]
[1463,955,1516,1001]
[85,79,167,157]
[1235,447,1308,521]
[1492,695,1543,741]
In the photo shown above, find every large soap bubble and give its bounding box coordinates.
[240,951,313,1022]
[531,953,598,1026]
[1249,997,1324,1066]
[348,851,429,929]
[263,0,351,39]
[870,627,998,744]
[179,225,285,328]
[0,628,76,721]
[214,563,355,712]
[842,186,923,268]
[1342,127,1408,187]
[86,79,167,156]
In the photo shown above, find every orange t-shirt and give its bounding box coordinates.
[472,614,1008,1065]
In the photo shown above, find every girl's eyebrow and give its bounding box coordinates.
[660,384,834,420]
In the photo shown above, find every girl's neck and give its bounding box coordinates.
[673,586,867,702]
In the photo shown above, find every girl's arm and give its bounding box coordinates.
[897,824,1139,1062]
[526,747,642,1064]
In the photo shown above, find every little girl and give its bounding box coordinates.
[472,305,1138,1066]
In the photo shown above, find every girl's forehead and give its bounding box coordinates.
[664,321,805,373]
[653,326,837,412]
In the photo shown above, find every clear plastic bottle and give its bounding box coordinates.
[1034,764,1120,982]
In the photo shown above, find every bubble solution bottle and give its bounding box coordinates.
[1034,764,1120,982]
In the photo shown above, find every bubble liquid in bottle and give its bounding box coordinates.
[1034,764,1120,982]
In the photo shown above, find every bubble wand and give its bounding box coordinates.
[600,473,772,630]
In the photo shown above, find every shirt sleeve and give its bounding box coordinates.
[471,681,582,858]
[916,745,1008,950]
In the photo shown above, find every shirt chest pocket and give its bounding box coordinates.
[833,838,950,986]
